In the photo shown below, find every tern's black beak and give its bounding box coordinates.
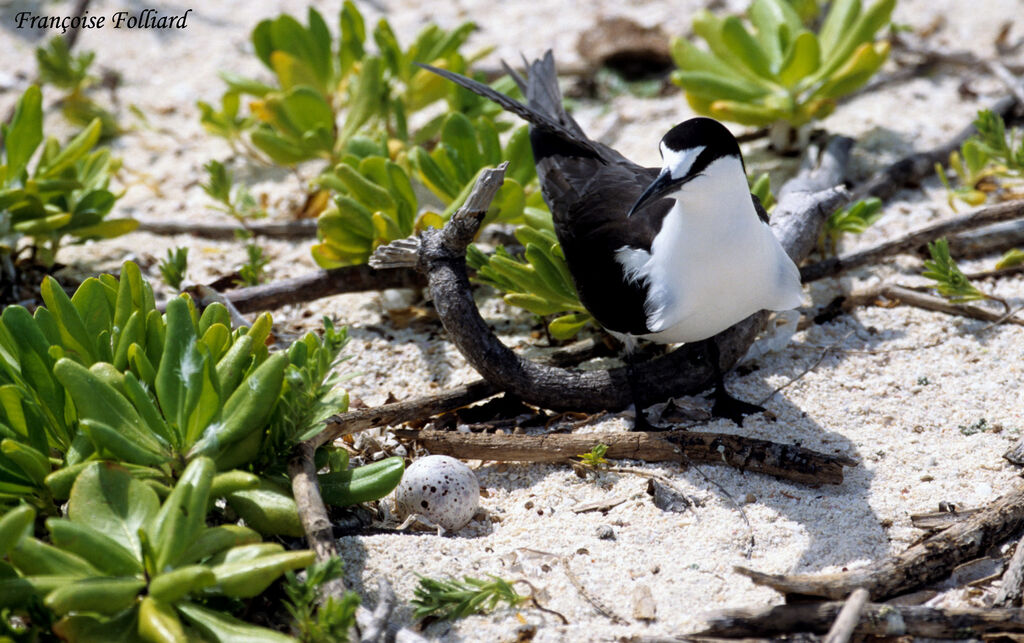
[627,169,687,218]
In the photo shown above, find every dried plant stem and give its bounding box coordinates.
[801,199,1024,282]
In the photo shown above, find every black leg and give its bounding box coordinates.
[704,340,764,425]
[625,350,655,432]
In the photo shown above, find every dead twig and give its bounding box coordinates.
[134,217,317,240]
[995,538,1024,606]
[511,579,570,624]
[316,380,498,450]
[225,265,426,314]
[735,482,1024,600]
[843,284,1024,326]
[801,199,1024,282]
[949,219,1024,259]
[822,588,869,643]
[562,557,627,624]
[852,94,1020,203]
[394,429,854,486]
[964,263,1024,281]
[696,600,1024,638]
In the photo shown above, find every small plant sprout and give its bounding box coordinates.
[937,109,1024,209]
[995,248,1024,270]
[283,557,360,643]
[923,238,1009,312]
[823,197,883,254]
[578,443,610,470]
[411,575,529,621]
[237,240,270,287]
[201,159,267,223]
[158,246,189,291]
[670,0,895,149]
[35,36,120,138]
[749,171,775,210]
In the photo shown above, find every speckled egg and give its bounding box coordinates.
[394,455,479,531]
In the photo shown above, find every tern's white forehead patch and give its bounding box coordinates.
[660,144,705,180]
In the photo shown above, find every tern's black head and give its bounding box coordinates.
[627,117,743,217]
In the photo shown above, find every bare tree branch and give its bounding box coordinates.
[225,265,426,314]
[801,200,1024,282]
[315,380,498,450]
[696,600,1024,638]
[822,588,870,643]
[852,95,1020,202]
[135,217,318,240]
[843,284,1024,326]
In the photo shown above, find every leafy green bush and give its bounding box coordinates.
[1,458,312,642]
[670,0,894,144]
[199,2,486,166]
[1,86,134,271]
[467,208,594,340]
[0,262,402,529]
[312,115,535,268]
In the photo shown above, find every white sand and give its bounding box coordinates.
[2,0,1023,639]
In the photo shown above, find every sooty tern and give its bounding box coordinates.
[420,52,803,425]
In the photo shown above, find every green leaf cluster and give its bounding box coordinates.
[0,262,402,536]
[467,208,594,340]
[576,443,610,469]
[35,37,120,139]
[670,0,894,129]
[922,238,987,303]
[312,114,536,268]
[823,197,882,253]
[283,557,359,643]
[1,86,134,268]
[199,2,484,166]
[261,319,350,466]
[0,459,311,642]
[937,109,1024,209]
[158,247,189,292]
[201,160,266,223]
[411,575,527,621]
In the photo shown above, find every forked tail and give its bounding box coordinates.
[415,50,604,160]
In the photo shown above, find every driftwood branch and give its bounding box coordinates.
[696,601,1024,638]
[822,588,869,643]
[135,217,317,239]
[949,219,1024,259]
[801,199,1024,282]
[374,140,851,412]
[844,284,1024,326]
[224,265,425,314]
[995,538,1024,607]
[851,94,1020,202]
[315,380,498,449]
[392,429,854,486]
[735,482,1024,600]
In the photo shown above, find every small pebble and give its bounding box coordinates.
[595,525,616,540]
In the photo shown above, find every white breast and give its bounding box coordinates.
[616,156,802,345]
